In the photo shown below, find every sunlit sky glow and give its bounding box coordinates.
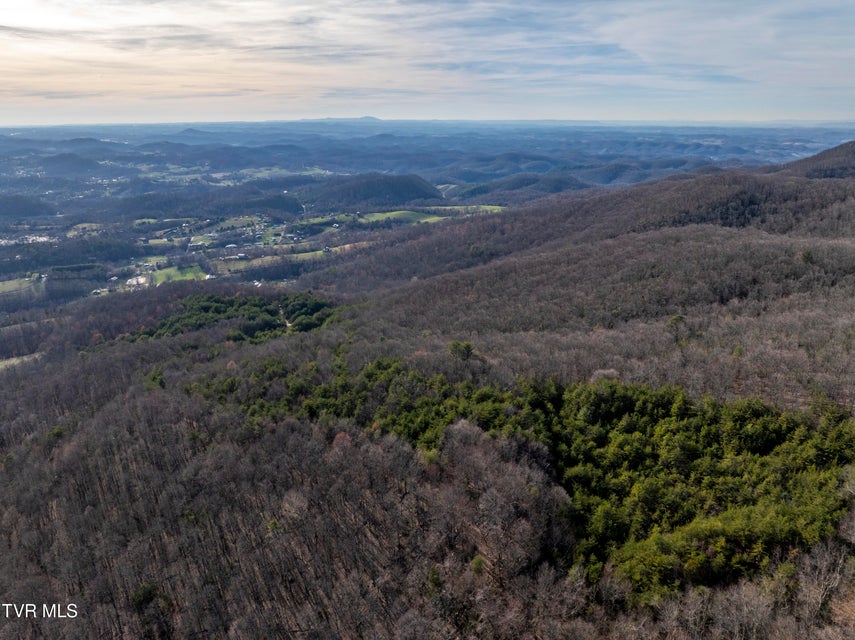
[1,0,854,125]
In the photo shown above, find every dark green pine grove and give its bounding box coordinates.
[196,344,855,604]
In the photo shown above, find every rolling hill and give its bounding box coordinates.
[294,141,855,407]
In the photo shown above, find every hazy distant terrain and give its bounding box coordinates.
[2,120,852,198]
[0,120,852,313]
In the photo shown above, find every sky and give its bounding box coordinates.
[0,0,854,125]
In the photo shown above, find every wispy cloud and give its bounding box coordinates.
[1,0,854,123]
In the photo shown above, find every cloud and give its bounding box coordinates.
[320,87,428,100]
[1,0,855,123]
[102,25,234,53]
[0,87,104,100]
[28,90,107,100]
[581,1,855,82]
[0,23,93,41]
[0,24,58,38]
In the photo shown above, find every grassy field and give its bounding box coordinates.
[67,223,104,238]
[426,204,505,214]
[150,266,207,285]
[0,276,41,294]
[302,208,489,227]
[234,167,332,180]
[361,210,445,223]
[217,215,261,230]
[290,249,327,260]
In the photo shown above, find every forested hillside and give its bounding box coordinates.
[1,282,855,638]
[4,136,855,638]
[296,150,855,409]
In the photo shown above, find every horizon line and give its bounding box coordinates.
[3,117,855,130]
